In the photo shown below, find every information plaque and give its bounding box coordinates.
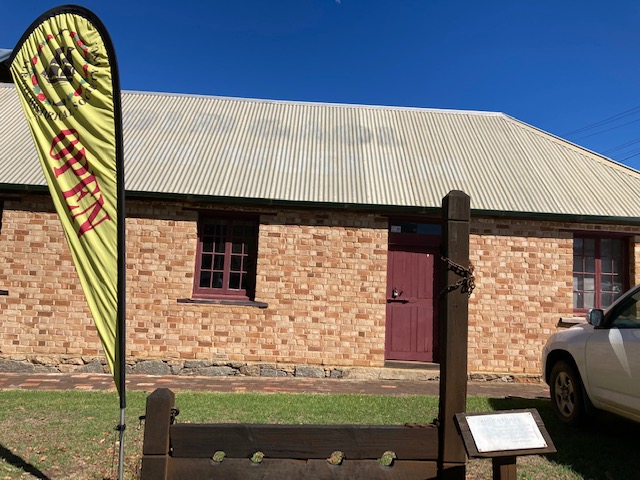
[455,408,556,459]
[465,411,547,452]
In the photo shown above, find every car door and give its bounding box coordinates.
[585,288,640,416]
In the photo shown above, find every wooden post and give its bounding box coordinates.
[140,388,175,480]
[437,190,471,479]
[492,456,517,480]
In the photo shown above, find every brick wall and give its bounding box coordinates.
[0,196,389,370]
[469,220,640,374]
[125,207,389,367]
[1,195,639,375]
[469,219,574,374]
[0,198,102,359]
[255,212,388,366]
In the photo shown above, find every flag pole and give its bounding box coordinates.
[114,47,127,480]
[116,144,126,480]
[118,406,126,480]
[116,160,126,480]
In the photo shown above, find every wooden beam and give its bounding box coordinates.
[170,423,439,460]
[166,458,439,480]
[438,190,471,479]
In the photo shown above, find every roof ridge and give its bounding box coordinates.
[0,81,504,116]
[120,88,504,116]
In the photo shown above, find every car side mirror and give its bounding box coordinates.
[587,308,605,328]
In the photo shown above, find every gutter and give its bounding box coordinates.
[3,182,640,227]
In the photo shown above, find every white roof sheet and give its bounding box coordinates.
[1,84,639,218]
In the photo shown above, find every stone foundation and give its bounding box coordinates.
[0,355,542,383]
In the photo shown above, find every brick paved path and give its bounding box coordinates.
[0,373,550,398]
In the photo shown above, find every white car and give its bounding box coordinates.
[542,283,640,425]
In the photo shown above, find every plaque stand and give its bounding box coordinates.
[455,408,556,480]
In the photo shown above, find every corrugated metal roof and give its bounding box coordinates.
[1,83,640,218]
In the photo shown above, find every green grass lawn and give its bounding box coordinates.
[0,390,636,479]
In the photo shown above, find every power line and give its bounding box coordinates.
[619,148,640,162]
[602,137,640,154]
[563,105,640,137]
[572,117,640,141]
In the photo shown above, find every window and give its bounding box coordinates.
[389,222,441,235]
[611,288,640,329]
[573,236,628,312]
[388,220,441,250]
[193,216,258,300]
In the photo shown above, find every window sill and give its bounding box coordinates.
[177,298,268,309]
[558,317,587,328]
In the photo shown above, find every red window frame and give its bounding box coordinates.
[573,234,629,314]
[193,215,258,300]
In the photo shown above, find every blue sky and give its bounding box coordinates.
[2,1,640,172]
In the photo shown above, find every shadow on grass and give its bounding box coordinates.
[489,396,639,480]
[0,443,50,479]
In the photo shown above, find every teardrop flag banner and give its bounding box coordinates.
[7,6,126,402]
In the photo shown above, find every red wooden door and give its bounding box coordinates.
[385,246,438,362]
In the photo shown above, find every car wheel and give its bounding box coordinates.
[549,360,585,425]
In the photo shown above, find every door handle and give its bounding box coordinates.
[388,286,409,302]
[391,287,402,299]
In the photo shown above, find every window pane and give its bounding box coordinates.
[245,238,256,255]
[199,271,211,288]
[613,257,623,274]
[202,238,214,253]
[601,292,614,309]
[585,257,595,273]
[231,241,243,254]
[213,254,224,271]
[584,276,595,292]
[612,238,623,255]
[233,224,245,238]
[573,238,583,252]
[573,255,583,272]
[229,272,241,290]
[613,277,624,295]
[201,254,212,270]
[574,275,583,291]
[584,239,595,256]
[230,255,242,272]
[417,223,442,235]
[391,222,441,235]
[214,240,225,253]
[599,277,613,302]
[583,291,595,309]
[601,239,612,257]
[573,292,581,309]
[212,272,223,288]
